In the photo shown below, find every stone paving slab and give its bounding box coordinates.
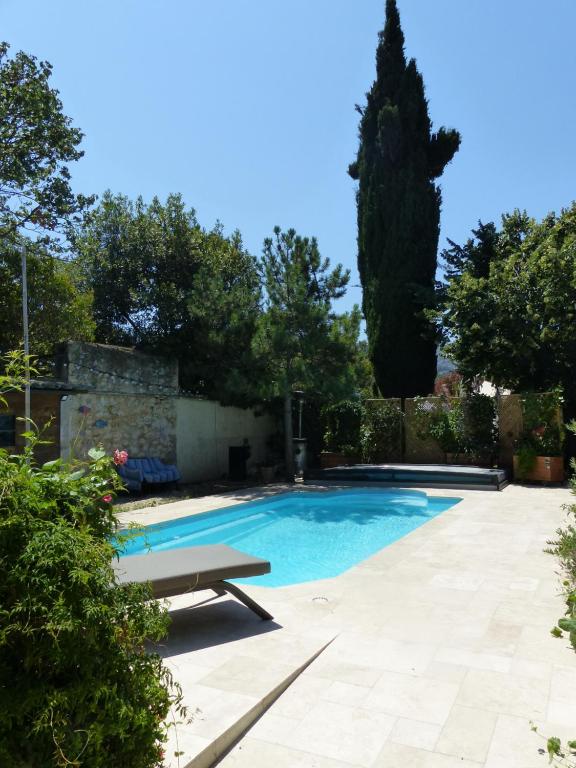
[216,485,574,768]
[117,483,575,768]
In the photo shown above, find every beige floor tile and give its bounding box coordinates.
[142,483,574,768]
[321,680,373,707]
[436,704,497,762]
[307,658,384,687]
[389,717,442,750]
[516,625,576,667]
[272,674,334,720]
[550,663,576,702]
[184,690,258,739]
[509,657,552,681]
[163,729,211,768]
[476,619,523,656]
[434,647,512,673]
[429,572,485,591]
[423,661,469,685]
[546,699,576,728]
[249,712,301,746]
[456,669,549,719]
[221,737,362,767]
[325,633,437,675]
[288,700,395,767]
[483,714,551,768]
[373,741,483,767]
[197,655,295,697]
[364,670,460,725]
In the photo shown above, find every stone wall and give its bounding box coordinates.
[60,393,177,464]
[371,394,555,467]
[58,341,178,395]
[60,392,277,483]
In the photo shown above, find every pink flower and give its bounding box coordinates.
[102,494,113,503]
[113,449,129,466]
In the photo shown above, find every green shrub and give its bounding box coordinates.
[544,421,576,765]
[461,393,498,461]
[0,358,184,768]
[412,396,464,456]
[360,400,403,462]
[322,400,365,454]
[413,394,497,462]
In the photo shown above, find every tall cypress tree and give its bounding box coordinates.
[349,0,460,397]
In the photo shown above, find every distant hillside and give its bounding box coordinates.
[437,355,456,375]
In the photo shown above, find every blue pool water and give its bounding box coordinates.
[119,489,460,587]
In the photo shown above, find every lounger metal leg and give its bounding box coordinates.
[205,580,273,620]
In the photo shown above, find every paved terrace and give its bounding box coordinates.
[117,483,576,768]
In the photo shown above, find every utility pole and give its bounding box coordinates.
[21,242,31,433]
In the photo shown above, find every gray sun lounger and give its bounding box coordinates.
[113,544,273,620]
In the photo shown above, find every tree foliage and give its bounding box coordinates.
[0,42,91,241]
[74,192,261,402]
[254,227,365,475]
[254,227,361,401]
[441,205,576,405]
[0,235,94,359]
[349,0,460,398]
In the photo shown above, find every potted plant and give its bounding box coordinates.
[513,392,564,483]
[513,424,564,483]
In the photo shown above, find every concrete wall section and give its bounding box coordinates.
[176,398,276,482]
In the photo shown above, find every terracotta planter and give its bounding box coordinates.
[513,455,564,484]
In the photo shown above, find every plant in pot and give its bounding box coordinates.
[513,392,564,483]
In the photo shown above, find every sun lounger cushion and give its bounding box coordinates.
[113,544,271,599]
[117,457,180,489]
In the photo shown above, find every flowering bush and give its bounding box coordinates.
[0,356,184,768]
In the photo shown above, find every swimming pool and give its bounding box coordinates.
[119,489,460,587]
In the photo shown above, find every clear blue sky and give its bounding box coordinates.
[3,0,575,314]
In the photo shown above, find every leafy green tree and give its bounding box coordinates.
[0,42,91,241]
[441,205,576,408]
[74,192,261,402]
[0,236,94,359]
[349,0,460,398]
[253,227,362,477]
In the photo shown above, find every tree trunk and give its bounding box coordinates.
[283,389,294,481]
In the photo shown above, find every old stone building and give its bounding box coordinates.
[3,342,276,483]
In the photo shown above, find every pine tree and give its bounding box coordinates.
[349,0,460,397]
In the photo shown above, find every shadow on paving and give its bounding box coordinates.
[151,598,282,658]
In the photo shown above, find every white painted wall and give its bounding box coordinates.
[176,398,277,482]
